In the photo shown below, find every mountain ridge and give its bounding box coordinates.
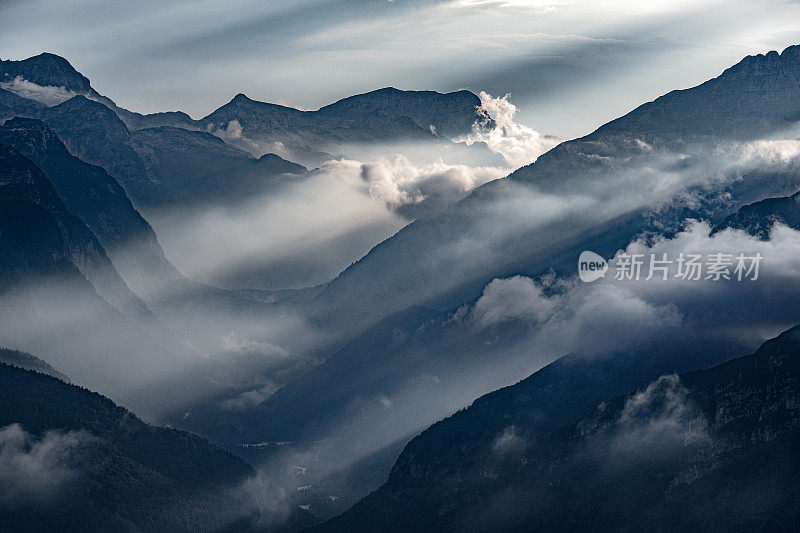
[320,324,800,531]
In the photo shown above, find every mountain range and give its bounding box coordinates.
[2,44,800,531]
[180,45,800,451]
[1,53,486,168]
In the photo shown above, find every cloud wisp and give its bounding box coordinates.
[0,76,77,106]
[0,424,89,504]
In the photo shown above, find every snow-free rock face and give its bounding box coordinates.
[0,143,148,316]
[203,87,483,143]
[0,117,182,295]
[199,87,486,165]
[128,125,306,208]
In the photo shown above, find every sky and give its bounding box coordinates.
[2,0,800,140]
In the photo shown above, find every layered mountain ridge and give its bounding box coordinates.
[322,325,800,531]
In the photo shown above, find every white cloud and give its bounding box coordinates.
[470,219,800,363]
[222,470,291,528]
[0,424,88,503]
[344,154,508,216]
[455,92,561,169]
[220,383,280,410]
[740,139,800,165]
[207,119,263,153]
[473,275,557,327]
[612,374,709,452]
[0,76,78,106]
[492,425,526,454]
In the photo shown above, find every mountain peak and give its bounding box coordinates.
[780,43,800,59]
[231,92,252,103]
[719,43,800,80]
[0,52,91,93]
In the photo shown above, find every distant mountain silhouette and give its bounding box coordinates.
[718,189,800,238]
[200,88,484,164]
[0,52,91,93]
[0,53,486,168]
[0,347,69,382]
[129,125,306,208]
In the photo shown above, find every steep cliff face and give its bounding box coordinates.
[0,144,148,316]
[0,118,183,296]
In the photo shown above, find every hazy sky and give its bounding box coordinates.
[2,0,800,139]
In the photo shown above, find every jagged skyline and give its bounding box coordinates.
[3,0,800,139]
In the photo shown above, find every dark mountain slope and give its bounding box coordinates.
[323,325,800,532]
[0,117,183,295]
[0,53,196,131]
[129,125,306,208]
[40,95,149,188]
[0,362,257,532]
[0,144,147,316]
[0,88,43,121]
[0,199,94,294]
[202,87,481,143]
[315,87,482,139]
[596,45,800,140]
[200,88,484,164]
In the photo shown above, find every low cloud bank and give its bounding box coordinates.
[472,220,800,358]
[0,76,77,106]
